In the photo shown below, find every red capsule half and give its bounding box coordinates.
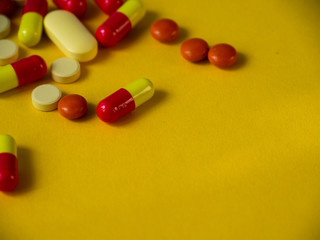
[0,0,15,16]
[22,0,47,17]
[94,0,123,15]
[0,135,18,192]
[11,55,47,87]
[53,0,87,18]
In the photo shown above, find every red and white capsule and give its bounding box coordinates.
[53,0,87,18]
[0,134,18,192]
[0,55,47,93]
[95,0,145,47]
[97,78,154,123]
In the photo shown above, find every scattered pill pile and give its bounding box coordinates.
[0,0,242,191]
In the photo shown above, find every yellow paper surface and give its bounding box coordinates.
[1,0,320,239]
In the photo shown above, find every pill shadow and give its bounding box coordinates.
[85,0,102,21]
[165,27,189,45]
[9,147,35,195]
[112,10,160,51]
[111,89,168,126]
[71,102,97,122]
[225,52,247,70]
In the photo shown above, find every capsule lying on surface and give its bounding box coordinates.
[0,134,18,192]
[18,0,47,47]
[96,0,145,47]
[53,0,87,18]
[0,55,47,93]
[44,10,97,62]
[97,78,154,123]
[94,0,124,15]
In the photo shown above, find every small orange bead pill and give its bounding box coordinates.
[150,18,179,42]
[180,38,209,62]
[58,94,87,119]
[208,43,237,68]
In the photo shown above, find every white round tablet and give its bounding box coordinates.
[51,57,81,83]
[0,39,18,66]
[32,84,62,111]
[0,14,10,39]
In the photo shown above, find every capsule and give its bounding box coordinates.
[97,78,154,123]
[95,0,145,47]
[18,0,47,47]
[0,134,18,192]
[94,0,124,15]
[0,55,47,93]
[53,0,87,18]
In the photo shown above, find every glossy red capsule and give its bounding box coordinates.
[96,0,145,47]
[53,0,87,18]
[0,134,18,192]
[94,0,123,15]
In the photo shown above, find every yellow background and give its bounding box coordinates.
[1,0,320,239]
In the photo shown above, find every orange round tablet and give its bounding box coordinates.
[150,18,179,42]
[58,94,88,119]
[208,43,237,68]
[180,38,209,62]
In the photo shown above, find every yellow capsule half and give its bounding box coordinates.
[18,12,43,47]
[124,78,154,108]
[0,64,19,93]
[0,134,17,156]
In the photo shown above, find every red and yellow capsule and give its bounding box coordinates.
[97,78,154,123]
[18,0,48,47]
[0,55,47,93]
[0,134,18,192]
[95,0,145,47]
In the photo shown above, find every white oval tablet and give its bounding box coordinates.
[32,84,62,111]
[0,39,19,66]
[51,57,80,83]
[44,10,97,62]
[0,14,10,39]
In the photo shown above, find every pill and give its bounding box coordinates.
[208,43,237,68]
[0,14,10,39]
[53,0,87,18]
[58,94,87,119]
[94,0,124,15]
[18,0,48,47]
[0,39,19,66]
[14,0,26,7]
[32,84,62,111]
[180,38,209,62]
[97,78,154,123]
[0,55,47,94]
[0,0,15,16]
[96,0,145,47]
[0,134,18,192]
[150,18,179,43]
[51,57,80,84]
[44,10,97,62]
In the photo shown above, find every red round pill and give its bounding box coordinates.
[208,43,237,68]
[150,18,179,43]
[58,94,88,119]
[180,38,209,62]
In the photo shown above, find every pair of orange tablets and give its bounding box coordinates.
[150,18,237,68]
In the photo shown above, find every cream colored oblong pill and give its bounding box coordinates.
[32,84,62,111]
[44,10,97,62]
